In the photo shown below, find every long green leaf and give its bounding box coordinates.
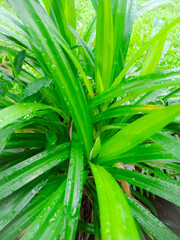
[21,180,66,240]
[96,103,180,164]
[0,121,34,154]
[151,131,180,159]
[61,138,85,240]
[20,77,52,100]
[69,25,95,68]
[95,0,113,92]
[0,7,33,44]
[111,143,177,164]
[93,105,163,123]
[90,71,180,109]
[136,19,167,105]
[131,189,158,216]
[0,143,70,200]
[0,103,69,129]
[90,0,98,12]
[42,0,75,47]
[0,103,50,129]
[0,25,31,49]
[105,166,180,206]
[111,0,136,80]
[0,177,47,231]
[0,174,67,240]
[127,196,179,240]
[8,0,93,156]
[140,37,167,76]
[90,163,140,240]
[83,14,96,43]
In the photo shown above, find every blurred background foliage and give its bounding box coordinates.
[75,0,180,71]
[0,0,180,72]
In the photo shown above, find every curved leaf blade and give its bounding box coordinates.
[105,167,180,206]
[90,163,140,240]
[96,103,180,164]
[127,196,179,240]
[61,138,86,240]
[151,131,180,159]
[0,174,67,240]
[7,0,93,156]
[20,77,52,100]
[89,71,180,108]
[93,105,163,123]
[0,143,70,200]
[0,177,47,231]
[21,181,66,240]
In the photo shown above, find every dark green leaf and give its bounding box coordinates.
[0,177,47,231]
[0,143,70,200]
[13,50,26,75]
[21,180,66,240]
[20,77,52,100]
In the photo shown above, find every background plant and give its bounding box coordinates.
[0,0,180,239]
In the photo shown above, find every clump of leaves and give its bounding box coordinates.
[0,0,180,239]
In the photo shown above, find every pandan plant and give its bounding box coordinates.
[0,0,180,239]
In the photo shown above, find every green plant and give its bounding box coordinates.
[0,0,180,239]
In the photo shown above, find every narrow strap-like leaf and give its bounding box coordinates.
[83,14,97,43]
[89,71,180,108]
[21,180,67,240]
[42,0,75,47]
[93,105,163,123]
[130,189,158,216]
[90,163,140,240]
[111,0,136,80]
[20,77,52,100]
[96,103,180,165]
[111,143,177,164]
[95,0,113,92]
[151,131,180,159]
[69,25,95,68]
[61,138,86,240]
[0,143,70,200]
[8,0,93,156]
[105,166,180,206]
[0,103,69,128]
[90,0,98,12]
[127,196,179,240]
[0,175,67,240]
[0,177,47,231]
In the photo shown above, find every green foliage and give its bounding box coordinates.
[0,0,180,239]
